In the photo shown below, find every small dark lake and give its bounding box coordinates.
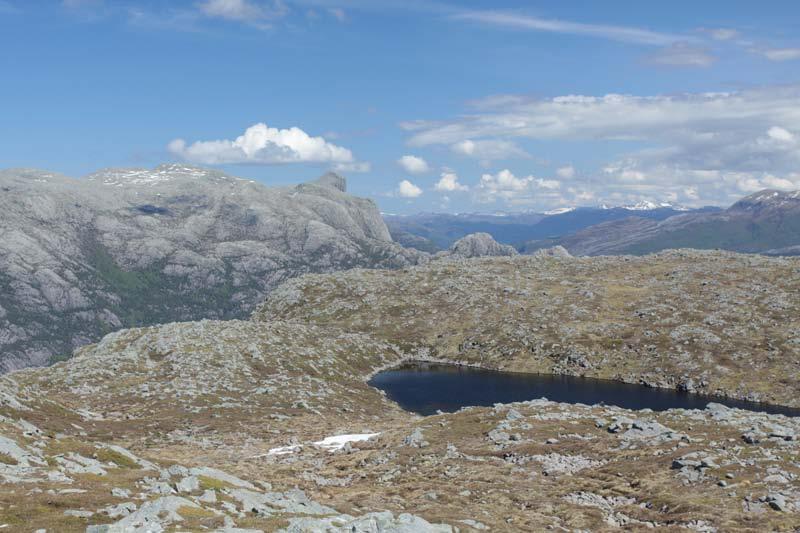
[369,362,800,417]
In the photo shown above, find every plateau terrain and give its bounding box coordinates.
[0,250,798,531]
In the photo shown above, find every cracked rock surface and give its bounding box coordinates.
[0,165,424,372]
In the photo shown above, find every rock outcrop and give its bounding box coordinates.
[449,232,518,258]
[0,164,425,371]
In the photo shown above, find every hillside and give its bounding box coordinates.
[522,190,800,256]
[0,165,424,372]
[257,250,800,407]
[0,250,799,530]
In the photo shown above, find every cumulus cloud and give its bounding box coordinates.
[434,170,468,192]
[476,169,561,205]
[556,165,575,179]
[647,42,716,67]
[397,179,423,198]
[168,123,364,167]
[397,155,430,175]
[761,48,800,62]
[768,126,795,143]
[404,86,800,205]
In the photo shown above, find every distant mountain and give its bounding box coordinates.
[521,189,800,256]
[385,205,715,251]
[0,165,423,372]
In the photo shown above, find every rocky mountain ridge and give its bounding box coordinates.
[385,204,715,251]
[522,189,800,256]
[0,164,424,372]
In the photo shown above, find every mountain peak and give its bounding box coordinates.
[730,189,800,212]
[310,172,347,192]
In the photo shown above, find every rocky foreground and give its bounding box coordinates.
[0,251,799,531]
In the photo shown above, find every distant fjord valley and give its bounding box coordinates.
[386,191,800,257]
[1,164,800,531]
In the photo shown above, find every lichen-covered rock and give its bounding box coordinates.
[448,232,518,258]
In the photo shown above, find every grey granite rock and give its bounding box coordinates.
[0,165,426,371]
[449,233,518,258]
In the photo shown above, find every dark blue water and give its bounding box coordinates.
[369,362,800,417]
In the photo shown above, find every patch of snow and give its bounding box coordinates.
[543,207,576,216]
[264,433,380,456]
[266,445,301,456]
[313,433,380,451]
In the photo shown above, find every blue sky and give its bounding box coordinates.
[1,0,799,213]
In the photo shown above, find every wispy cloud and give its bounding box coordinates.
[646,42,716,67]
[760,48,800,62]
[451,10,691,46]
[699,27,739,41]
[198,0,289,29]
[404,86,800,206]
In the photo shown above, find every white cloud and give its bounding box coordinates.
[333,161,371,173]
[168,123,362,166]
[535,177,561,190]
[198,0,287,27]
[397,155,430,175]
[405,87,800,148]
[405,86,800,206]
[451,139,529,160]
[397,179,423,198]
[701,27,738,41]
[647,42,716,67]
[476,169,561,205]
[767,126,795,143]
[452,10,689,45]
[737,173,800,193]
[761,48,800,62]
[556,165,575,179]
[434,171,468,192]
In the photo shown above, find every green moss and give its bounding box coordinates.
[95,448,139,469]
[0,452,18,466]
[198,475,231,491]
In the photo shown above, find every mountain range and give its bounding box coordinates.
[522,189,800,256]
[385,204,719,251]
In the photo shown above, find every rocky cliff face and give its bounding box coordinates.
[0,164,424,372]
